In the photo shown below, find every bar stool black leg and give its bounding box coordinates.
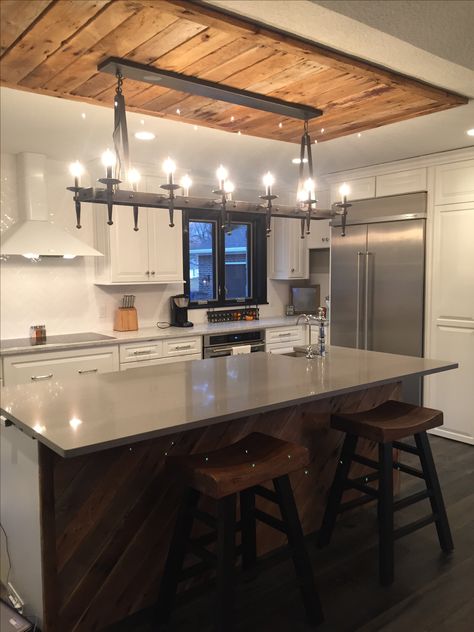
[215,494,237,632]
[156,488,200,623]
[318,433,358,548]
[274,475,324,626]
[240,488,257,576]
[378,442,394,586]
[415,432,454,553]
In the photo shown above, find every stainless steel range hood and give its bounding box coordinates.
[0,153,102,259]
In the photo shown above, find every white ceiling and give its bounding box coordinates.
[1,1,473,179]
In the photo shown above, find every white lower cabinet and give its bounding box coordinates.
[2,346,119,386]
[266,326,306,353]
[119,336,202,370]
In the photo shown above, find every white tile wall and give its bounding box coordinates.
[0,153,291,338]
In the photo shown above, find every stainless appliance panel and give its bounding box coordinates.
[331,192,427,226]
[330,224,367,349]
[366,220,425,357]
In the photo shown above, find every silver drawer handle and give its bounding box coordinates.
[78,368,98,374]
[31,374,53,381]
[278,332,292,337]
[133,350,153,355]
[175,345,192,350]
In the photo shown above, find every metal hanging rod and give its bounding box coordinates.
[98,57,323,121]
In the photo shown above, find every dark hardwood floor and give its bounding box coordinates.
[108,436,474,632]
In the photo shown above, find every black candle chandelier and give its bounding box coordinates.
[67,58,351,236]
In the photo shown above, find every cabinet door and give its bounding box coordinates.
[110,205,150,283]
[376,168,427,197]
[435,160,474,205]
[268,217,290,279]
[330,177,375,205]
[289,219,308,278]
[147,208,184,282]
[306,219,330,249]
[424,202,474,443]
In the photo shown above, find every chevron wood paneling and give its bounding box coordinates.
[0,0,467,142]
[38,381,400,631]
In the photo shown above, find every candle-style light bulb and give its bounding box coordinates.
[69,161,84,187]
[128,168,141,192]
[101,149,116,179]
[339,182,350,201]
[216,165,228,189]
[262,171,275,196]
[162,158,176,185]
[297,188,307,203]
[180,174,192,197]
[224,180,235,200]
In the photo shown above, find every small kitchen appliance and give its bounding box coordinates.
[170,295,193,328]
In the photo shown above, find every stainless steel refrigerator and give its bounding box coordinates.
[330,192,427,404]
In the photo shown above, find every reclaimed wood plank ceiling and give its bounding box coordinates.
[0,0,468,143]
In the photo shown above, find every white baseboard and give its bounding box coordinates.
[429,427,474,446]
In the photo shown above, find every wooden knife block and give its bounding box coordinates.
[114,307,138,332]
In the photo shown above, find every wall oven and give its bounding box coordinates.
[203,330,265,358]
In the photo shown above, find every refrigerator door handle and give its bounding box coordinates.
[356,251,364,348]
[365,251,372,349]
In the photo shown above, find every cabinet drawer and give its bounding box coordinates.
[435,160,474,205]
[120,353,201,370]
[119,340,163,363]
[3,346,119,386]
[266,327,304,345]
[163,336,202,357]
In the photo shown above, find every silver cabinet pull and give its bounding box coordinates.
[133,349,153,355]
[31,374,53,381]
[78,368,98,374]
[151,271,156,275]
[175,345,192,350]
[278,332,292,337]
[356,251,363,349]
[145,271,150,275]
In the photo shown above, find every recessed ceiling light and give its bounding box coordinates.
[278,122,283,128]
[193,125,198,130]
[140,119,145,125]
[467,128,474,136]
[231,116,235,122]
[321,128,325,133]
[357,133,362,138]
[81,112,86,119]
[134,130,155,141]
[237,130,241,135]
[292,158,308,164]
[176,108,181,115]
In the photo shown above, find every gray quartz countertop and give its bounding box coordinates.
[0,347,457,458]
[0,317,301,356]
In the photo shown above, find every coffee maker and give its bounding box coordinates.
[170,295,193,328]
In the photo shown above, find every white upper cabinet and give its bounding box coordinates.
[435,160,474,205]
[330,177,375,205]
[376,168,427,197]
[268,217,308,280]
[306,220,330,249]
[94,174,184,284]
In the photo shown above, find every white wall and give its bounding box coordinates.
[0,153,292,339]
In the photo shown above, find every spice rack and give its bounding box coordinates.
[207,307,259,323]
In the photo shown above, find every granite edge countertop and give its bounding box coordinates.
[0,316,303,356]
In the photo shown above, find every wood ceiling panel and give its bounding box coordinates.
[0,0,54,55]
[0,0,467,143]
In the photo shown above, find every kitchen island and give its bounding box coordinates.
[0,348,457,632]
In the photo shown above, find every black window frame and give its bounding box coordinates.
[183,209,267,309]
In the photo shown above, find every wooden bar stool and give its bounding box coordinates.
[318,400,453,586]
[156,432,323,631]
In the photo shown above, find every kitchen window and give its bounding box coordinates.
[183,210,267,308]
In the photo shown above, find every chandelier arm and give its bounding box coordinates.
[133,206,139,231]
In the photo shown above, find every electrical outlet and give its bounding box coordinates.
[7,582,25,612]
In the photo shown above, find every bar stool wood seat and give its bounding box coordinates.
[318,400,453,586]
[156,432,323,631]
